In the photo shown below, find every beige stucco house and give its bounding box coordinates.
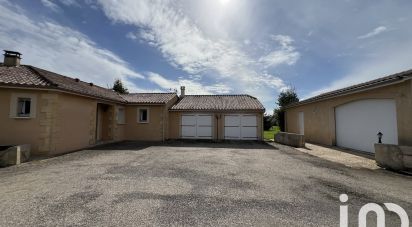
[0,51,264,156]
[285,69,412,153]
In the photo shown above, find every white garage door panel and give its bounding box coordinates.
[197,126,212,138]
[225,127,241,138]
[181,114,213,139]
[336,99,398,153]
[181,126,196,138]
[224,114,257,140]
[241,115,257,126]
[241,127,257,139]
[197,115,212,126]
[225,115,240,126]
[182,115,196,125]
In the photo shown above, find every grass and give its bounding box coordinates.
[264,126,280,141]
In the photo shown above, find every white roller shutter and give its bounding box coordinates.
[335,99,398,153]
[224,114,257,140]
[181,114,213,139]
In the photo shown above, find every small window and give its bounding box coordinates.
[117,107,125,124]
[17,98,31,117]
[138,108,149,123]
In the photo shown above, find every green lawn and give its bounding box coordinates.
[264,126,280,141]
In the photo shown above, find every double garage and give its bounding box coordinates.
[180,113,260,140]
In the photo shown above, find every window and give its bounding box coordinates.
[138,108,149,123]
[17,98,31,117]
[10,93,37,118]
[117,107,125,124]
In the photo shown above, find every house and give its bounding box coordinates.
[284,70,412,153]
[0,50,264,156]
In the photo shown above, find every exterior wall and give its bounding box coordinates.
[163,96,179,140]
[124,105,165,141]
[169,111,180,139]
[0,88,44,154]
[0,88,124,156]
[285,80,412,146]
[54,93,96,154]
[168,111,264,140]
[49,93,122,155]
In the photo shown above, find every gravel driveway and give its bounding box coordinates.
[0,141,411,226]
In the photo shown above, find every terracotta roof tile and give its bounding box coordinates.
[171,95,265,111]
[29,66,125,102]
[0,66,51,87]
[121,93,177,104]
[0,65,261,109]
[0,65,178,104]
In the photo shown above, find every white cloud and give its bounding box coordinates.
[41,0,81,10]
[41,0,60,11]
[126,32,138,40]
[259,35,300,68]
[147,72,179,90]
[60,0,80,7]
[357,26,387,39]
[271,35,294,47]
[259,50,300,67]
[97,0,294,106]
[0,2,144,92]
[148,72,232,95]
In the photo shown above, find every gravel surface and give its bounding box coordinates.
[0,141,411,226]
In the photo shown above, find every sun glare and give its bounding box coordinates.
[219,0,231,6]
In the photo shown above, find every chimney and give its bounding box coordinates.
[3,50,22,67]
[180,86,185,98]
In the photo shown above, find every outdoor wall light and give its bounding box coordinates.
[377,132,383,144]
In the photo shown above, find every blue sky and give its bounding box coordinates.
[1,0,412,112]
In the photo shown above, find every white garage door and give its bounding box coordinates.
[335,99,398,153]
[224,114,257,140]
[181,114,213,139]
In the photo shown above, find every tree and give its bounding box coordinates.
[112,79,129,94]
[274,88,299,131]
[263,114,274,131]
[276,88,299,107]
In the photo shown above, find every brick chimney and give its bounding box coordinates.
[180,86,185,98]
[3,50,22,67]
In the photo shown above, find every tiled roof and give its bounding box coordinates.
[0,65,178,103]
[0,65,51,87]
[0,65,262,109]
[30,66,125,102]
[286,69,412,109]
[170,95,265,111]
[121,93,177,104]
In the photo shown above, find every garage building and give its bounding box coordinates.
[284,69,412,153]
[169,92,265,141]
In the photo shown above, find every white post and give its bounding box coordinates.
[16,146,21,165]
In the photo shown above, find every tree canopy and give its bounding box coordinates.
[112,79,129,94]
[276,88,299,108]
[274,88,299,131]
